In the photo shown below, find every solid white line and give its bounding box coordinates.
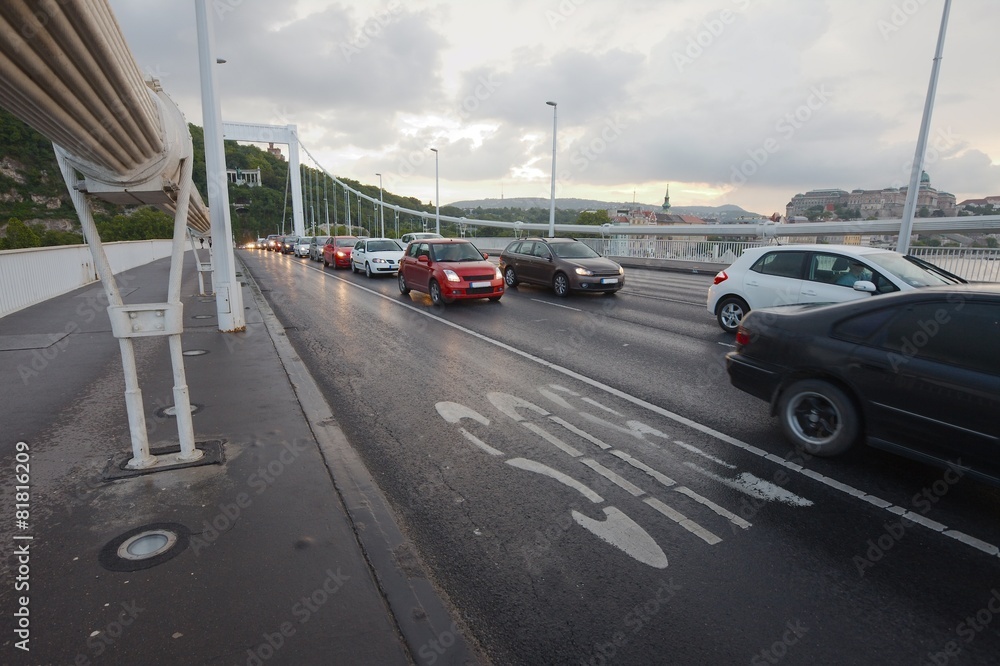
[309,265,1000,561]
[549,415,612,450]
[460,428,504,457]
[530,298,581,311]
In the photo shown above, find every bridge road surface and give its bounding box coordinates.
[241,248,1000,665]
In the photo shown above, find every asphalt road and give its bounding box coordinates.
[241,249,1000,666]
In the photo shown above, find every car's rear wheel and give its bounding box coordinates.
[398,272,410,295]
[503,266,518,287]
[323,257,329,267]
[716,296,749,334]
[777,379,859,457]
[553,273,570,297]
[429,280,445,306]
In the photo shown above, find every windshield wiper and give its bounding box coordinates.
[903,255,967,284]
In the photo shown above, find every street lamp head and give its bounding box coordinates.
[216,58,227,64]
[546,101,557,107]
[430,147,438,154]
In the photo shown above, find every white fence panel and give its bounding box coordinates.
[0,240,175,319]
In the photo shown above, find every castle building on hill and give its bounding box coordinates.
[786,173,956,219]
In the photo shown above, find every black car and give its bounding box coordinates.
[726,285,1000,484]
[281,236,297,254]
[499,237,624,296]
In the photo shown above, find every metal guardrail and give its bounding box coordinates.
[0,240,176,319]
[575,239,1000,283]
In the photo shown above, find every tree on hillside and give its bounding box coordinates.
[577,209,611,225]
[1,218,42,249]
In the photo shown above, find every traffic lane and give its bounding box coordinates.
[249,251,1000,547]
[241,254,1000,664]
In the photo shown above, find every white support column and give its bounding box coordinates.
[188,231,207,296]
[55,149,157,469]
[195,0,245,333]
[288,134,305,237]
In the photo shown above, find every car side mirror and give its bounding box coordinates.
[853,280,877,293]
[482,252,489,260]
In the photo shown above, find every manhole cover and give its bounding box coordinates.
[99,523,190,571]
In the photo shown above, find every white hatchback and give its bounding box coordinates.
[352,238,405,277]
[707,244,963,333]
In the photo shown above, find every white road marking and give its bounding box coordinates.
[549,416,612,450]
[506,458,603,503]
[572,507,669,569]
[580,458,645,497]
[488,391,549,422]
[717,342,736,348]
[685,463,813,507]
[436,401,491,426]
[460,428,504,457]
[531,299,581,311]
[522,422,583,458]
[643,497,722,545]
[674,486,752,530]
[548,385,622,415]
[611,450,676,487]
[318,268,1000,561]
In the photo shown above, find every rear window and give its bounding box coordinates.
[751,251,806,278]
[336,238,357,247]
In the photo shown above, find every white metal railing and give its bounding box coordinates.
[0,240,176,319]
[576,238,1000,283]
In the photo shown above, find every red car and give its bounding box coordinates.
[398,238,504,305]
[322,236,359,269]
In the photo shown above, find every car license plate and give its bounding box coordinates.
[470,281,491,288]
[600,278,619,284]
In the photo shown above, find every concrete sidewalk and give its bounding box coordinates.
[0,252,475,665]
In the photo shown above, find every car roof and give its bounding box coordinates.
[421,238,470,244]
[743,244,904,256]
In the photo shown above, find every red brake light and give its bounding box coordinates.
[713,271,728,285]
[735,328,751,347]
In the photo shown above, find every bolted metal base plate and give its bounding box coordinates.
[103,439,225,480]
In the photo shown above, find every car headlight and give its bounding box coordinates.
[618,266,624,275]
[443,269,461,283]
[493,267,502,280]
[575,267,594,276]
[372,257,387,264]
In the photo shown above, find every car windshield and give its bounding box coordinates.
[550,242,601,259]
[299,237,312,243]
[431,243,483,262]
[865,251,960,287]
[368,240,402,252]
[336,238,356,247]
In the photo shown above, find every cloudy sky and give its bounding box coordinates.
[107,0,999,215]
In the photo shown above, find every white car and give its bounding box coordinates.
[707,244,964,333]
[399,231,444,246]
[293,236,313,258]
[352,238,405,277]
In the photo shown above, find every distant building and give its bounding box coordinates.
[267,143,284,161]
[957,196,1000,210]
[786,173,956,219]
[227,167,261,187]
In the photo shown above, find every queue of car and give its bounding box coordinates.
[249,235,997,484]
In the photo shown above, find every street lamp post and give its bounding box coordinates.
[546,101,557,238]
[376,173,385,237]
[430,147,440,235]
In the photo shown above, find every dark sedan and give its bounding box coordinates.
[726,285,1000,484]
[499,237,624,296]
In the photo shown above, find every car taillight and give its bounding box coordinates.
[713,271,728,285]
[734,327,751,347]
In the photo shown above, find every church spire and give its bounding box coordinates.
[661,184,671,211]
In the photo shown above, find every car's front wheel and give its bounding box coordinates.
[398,272,410,295]
[553,272,570,297]
[365,263,373,278]
[777,379,859,457]
[504,266,518,287]
[429,280,445,305]
[716,296,749,334]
